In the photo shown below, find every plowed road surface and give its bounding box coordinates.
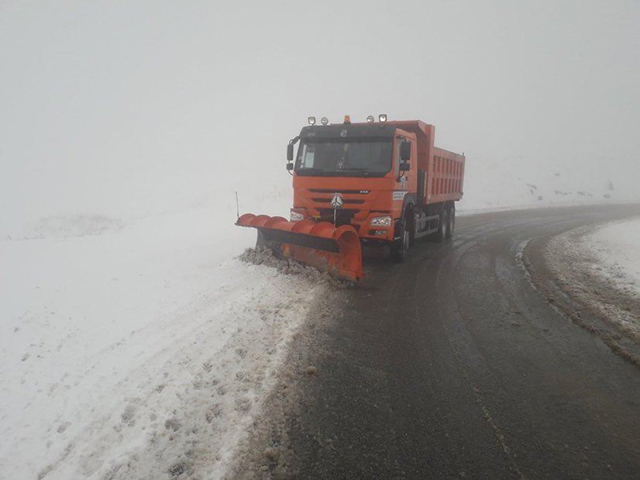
[278,205,640,479]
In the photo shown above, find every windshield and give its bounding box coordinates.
[296,138,392,177]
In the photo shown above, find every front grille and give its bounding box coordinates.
[312,198,365,205]
[317,208,358,227]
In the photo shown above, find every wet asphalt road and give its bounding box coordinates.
[281,205,640,479]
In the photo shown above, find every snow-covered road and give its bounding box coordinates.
[0,207,323,479]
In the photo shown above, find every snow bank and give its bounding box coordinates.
[544,216,640,345]
[579,216,640,298]
[0,205,323,479]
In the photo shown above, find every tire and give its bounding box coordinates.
[446,205,455,239]
[433,209,448,243]
[391,220,410,262]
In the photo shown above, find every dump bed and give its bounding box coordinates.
[429,146,465,204]
[390,120,465,206]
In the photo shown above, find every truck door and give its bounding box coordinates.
[394,137,408,190]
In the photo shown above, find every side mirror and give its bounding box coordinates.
[287,143,294,161]
[399,162,410,172]
[400,141,411,161]
[286,163,294,171]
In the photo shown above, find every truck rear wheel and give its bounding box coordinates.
[433,209,448,243]
[446,205,455,239]
[391,220,410,262]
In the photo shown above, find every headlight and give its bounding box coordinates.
[370,216,392,227]
[290,210,305,222]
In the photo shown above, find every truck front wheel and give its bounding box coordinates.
[391,220,410,262]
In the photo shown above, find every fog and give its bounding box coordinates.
[1,1,639,235]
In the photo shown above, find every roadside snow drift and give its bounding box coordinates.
[579,217,640,298]
[544,216,640,344]
[0,207,325,479]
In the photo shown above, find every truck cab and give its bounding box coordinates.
[237,116,464,280]
[289,121,418,247]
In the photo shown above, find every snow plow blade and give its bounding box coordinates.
[236,214,363,282]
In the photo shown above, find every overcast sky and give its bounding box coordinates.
[1,1,638,230]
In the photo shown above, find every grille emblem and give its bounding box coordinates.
[330,193,344,208]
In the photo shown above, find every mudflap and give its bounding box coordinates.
[236,214,363,282]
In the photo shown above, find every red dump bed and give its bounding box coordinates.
[390,120,465,206]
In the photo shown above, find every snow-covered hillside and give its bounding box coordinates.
[0,203,328,479]
[459,154,634,213]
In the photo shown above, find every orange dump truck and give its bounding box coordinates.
[237,115,465,281]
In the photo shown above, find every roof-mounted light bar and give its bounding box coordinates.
[310,114,387,125]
